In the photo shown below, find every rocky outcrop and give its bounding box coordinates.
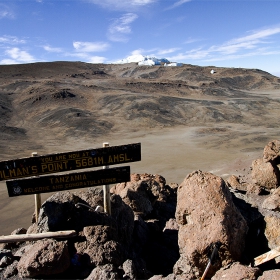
[251,159,280,190]
[174,171,248,279]
[263,140,280,165]
[0,140,280,279]
[211,262,261,280]
[17,239,70,278]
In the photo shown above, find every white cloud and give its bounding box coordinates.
[0,36,26,45]
[43,45,63,53]
[3,47,35,64]
[73,41,110,52]
[168,26,280,63]
[156,48,181,55]
[0,4,15,19]
[87,56,107,63]
[87,0,156,11]
[108,13,138,42]
[165,0,191,11]
[209,27,280,55]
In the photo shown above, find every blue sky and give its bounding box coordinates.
[1,0,280,76]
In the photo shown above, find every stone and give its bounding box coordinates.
[262,188,280,211]
[17,239,70,278]
[251,158,280,190]
[263,140,280,165]
[3,260,18,279]
[85,264,120,280]
[227,175,247,192]
[212,262,261,280]
[264,215,280,249]
[258,269,280,280]
[175,170,248,278]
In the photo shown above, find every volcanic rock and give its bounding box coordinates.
[174,170,248,278]
[212,262,261,279]
[251,158,280,190]
[17,238,70,278]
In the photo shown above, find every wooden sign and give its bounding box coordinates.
[6,166,130,197]
[0,143,140,181]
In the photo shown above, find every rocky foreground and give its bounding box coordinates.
[0,140,280,279]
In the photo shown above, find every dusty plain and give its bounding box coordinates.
[0,62,279,235]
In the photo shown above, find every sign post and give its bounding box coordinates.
[32,152,41,223]
[102,142,111,215]
[2,143,141,221]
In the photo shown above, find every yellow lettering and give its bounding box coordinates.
[98,157,104,165]
[108,156,113,164]
[119,154,125,162]
[42,164,48,172]
[22,167,29,175]
[114,154,119,162]
[16,168,22,176]
[9,169,16,177]
[31,166,38,174]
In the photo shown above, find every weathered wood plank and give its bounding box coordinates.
[0,230,77,243]
[254,246,280,266]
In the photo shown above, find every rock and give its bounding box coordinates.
[227,175,247,192]
[246,184,263,195]
[114,184,153,216]
[110,193,135,248]
[111,173,177,228]
[83,240,124,267]
[258,269,280,280]
[83,225,118,244]
[17,239,70,278]
[122,259,137,279]
[251,158,280,190]
[263,140,280,165]
[85,263,120,280]
[175,170,248,278]
[3,260,18,279]
[0,249,13,268]
[0,255,13,268]
[36,191,117,233]
[262,188,280,211]
[264,215,280,249]
[212,262,261,280]
[0,228,27,250]
[74,188,104,210]
[14,244,33,258]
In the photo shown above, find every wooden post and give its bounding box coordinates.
[32,152,41,223]
[102,142,111,215]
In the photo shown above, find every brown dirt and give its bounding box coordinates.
[0,61,279,235]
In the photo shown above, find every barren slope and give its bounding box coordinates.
[0,61,279,234]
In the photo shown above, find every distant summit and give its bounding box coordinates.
[115,54,170,66]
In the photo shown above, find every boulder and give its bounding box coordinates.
[17,238,70,278]
[258,269,280,280]
[263,139,280,165]
[262,188,280,211]
[227,175,247,192]
[83,240,124,267]
[212,262,261,280]
[251,158,280,190]
[85,263,120,280]
[111,173,177,228]
[264,215,280,249]
[175,170,248,278]
[3,260,18,279]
